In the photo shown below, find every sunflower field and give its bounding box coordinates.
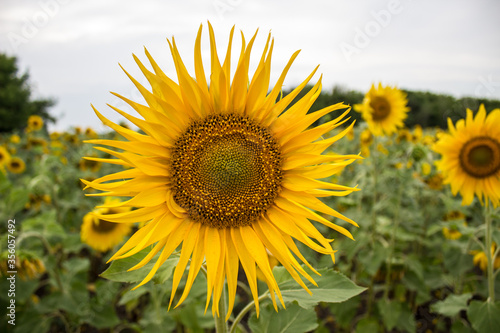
[2,26,500,333]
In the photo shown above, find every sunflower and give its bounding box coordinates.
[0,257,45,281]
[27,115,44,131]
[7,157,26,174]
[471,243,500,272]
[0,146,10,172]
[354,83,410,136]
[10,134,21,144]
[82,23,360,319]
[433,105,500,207]
[81,197,133,252]
[79,155,102,172]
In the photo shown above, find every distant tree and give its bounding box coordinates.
[0,53,55,133]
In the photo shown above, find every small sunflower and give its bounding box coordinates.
[0,253,45,280]
[0,146,11,165]
[81,197,133,252]
[354,83,410,136]
[79,155,102,172]
[27,115,44,131]
[471,243,500,272]
[82,23,360,319]
[7,157,26,174]
[433,105,500,207]
[10,134,21,144]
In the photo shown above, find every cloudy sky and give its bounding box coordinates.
[1,0,499,131]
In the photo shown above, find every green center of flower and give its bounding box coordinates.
[171,114,282,229]
[369,96,391,121]
[460,136,500,178]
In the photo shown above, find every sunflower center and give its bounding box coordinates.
[369,96,391,121]
[93,219,117,233]
[171,114,282,229]
[459,136,500,178]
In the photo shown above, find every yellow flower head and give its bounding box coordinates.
[354,83,410,136]
[10,134,21,144]
[7,157,26,174]
[81,197,133,252]
[421,162,431,176]
[442,210,466,240]
[471,243,500,272]
[424,173,444,190]
[79,155,102,172]
[360,128,373,146]
[85,127,98,139]
[433,105,500,207]
[412,124,423,143]
[0,146,11,165]
[0,254,45,280]
[82,23,360,319]
[27,115,44,131]
[50,132,61,140]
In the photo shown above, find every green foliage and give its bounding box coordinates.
[0,53,55,133]
[248,303,318,333]
[272,267,366,308]
[467,301,500,333]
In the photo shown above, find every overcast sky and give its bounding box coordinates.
[1,0,499,131]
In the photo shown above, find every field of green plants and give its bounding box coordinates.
[1,105,499,333]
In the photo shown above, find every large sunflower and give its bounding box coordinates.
[354,83,410,136]
[433,105,500,207]
[82,23,360,319]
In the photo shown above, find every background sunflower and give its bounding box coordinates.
[433,104,500,207]
[354,83,410,136]
[81,197,133,252]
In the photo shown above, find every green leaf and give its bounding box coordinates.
[377,299,416,332]
[174,301,215,331]
[248,303,318,333]
[5,187,30,216]
[328,296,361,329]
[139,302,177,333]
[100,248,179,284]
[355,317,380,333]
[274,267,366,308]
[431,293,472,317]
[363,242,388,276]
[118,286,149,306]
[377,299,401,331]
[467,300,500,333]
[405,255,424,281]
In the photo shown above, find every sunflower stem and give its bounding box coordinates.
[485,203,495,303]
[384,167,403,300]
[214,285,228,333]
[229,292,269,333]
[366,134,378,315]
